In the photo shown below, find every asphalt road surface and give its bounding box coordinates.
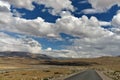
[64,69,103,80]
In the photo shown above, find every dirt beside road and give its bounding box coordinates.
[97,71,112,80]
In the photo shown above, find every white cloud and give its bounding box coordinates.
[111,13,120,34]
[65,34,120,58]
[0,4,112,39]
[41,49,79,58]
[46,47,52,51]
[0,11,59,38]
[36,0,74,15]
[111,28,120,34]
[87,0,120,13]
[40,34,120,58]
[13,17,58,38]
[82,9,101,14]
[0,32,41,53]
[2,0,34,10]
[1,0,74,15]
[12,9,25,17]
[55,15,113,38]
[99,21,111,26]
[0,0,10,11]
[0,0,120,58]
[112,13,120,28]
[0,1,112,39]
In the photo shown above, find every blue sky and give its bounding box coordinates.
[0,0,120,58]
[11,0,120,22]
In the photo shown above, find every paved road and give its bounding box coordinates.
[64,70,103,80]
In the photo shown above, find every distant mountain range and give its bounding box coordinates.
[0,51,52,60]
[0,51,119,60]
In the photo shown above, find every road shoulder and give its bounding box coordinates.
[96,71,112,80]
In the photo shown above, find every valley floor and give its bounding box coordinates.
[0,57,120,80]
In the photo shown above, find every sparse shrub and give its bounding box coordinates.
[21,73,27,75]
[4,73,10,76]
[54,72,61,74]
[43,70,50,72]
[105,70,120,80]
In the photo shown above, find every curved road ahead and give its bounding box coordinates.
[64,70,103,80]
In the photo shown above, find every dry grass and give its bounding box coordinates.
[0,56,120,80]
[0,57,75,80]
[0,68,72,80]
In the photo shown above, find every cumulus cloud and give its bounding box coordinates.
[66,34,120,58]
[2,0,34,10]
[0,4,112,39]
[0,1,111,39]
[36,0,74,15]
[13,17,58,38]
[2,0,74,15]
[0,32,41,53]
[55,15,113,38]
[0,0,120,58]
[86,0,120,13]
[0,0,10,11]
[111,13,120,34]
[112,13,120,28]
[0,10,59,38]
[42,34,120,58]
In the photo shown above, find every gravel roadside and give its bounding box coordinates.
[96,71,112,80]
